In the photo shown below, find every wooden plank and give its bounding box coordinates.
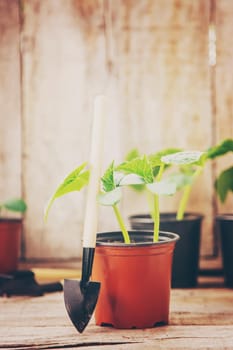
[215,0,233,213]
[0,289,233,349]
[1,0,226,260]
[19,0,215,260]
[1,0,232,262]
[20,0,113,259]
[20,0,215,259]
[0,1,21,207]
[1,326,233,350]
[108,0,214,256]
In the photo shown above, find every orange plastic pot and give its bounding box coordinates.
[92,231,179,329]
[0,219,22,274]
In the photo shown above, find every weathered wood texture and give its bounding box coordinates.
[0,0,232,259]
[0,289,233,349]
[20,0,122,259]
[0,1,21,207]
[113,0,213,255]
[215,0,233,213]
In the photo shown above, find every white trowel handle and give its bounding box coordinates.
[82,95,107,248]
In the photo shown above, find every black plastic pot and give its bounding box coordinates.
[129,213,203,288]
[216,214,233,288]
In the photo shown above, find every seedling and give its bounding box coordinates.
[207,138,233,203]
[214,166,233,203]
[114,152,204,241]
[97,155,177,243]
[44,155,176,243]
[97,161,131,244]
[161,151,206,220]
[44,150,206,244]
[163,138,233,219]
[44,162,90,221]
[0,198,27,216]
[124,148,181,191]
[121,148,182,219]
[44,140,232,244]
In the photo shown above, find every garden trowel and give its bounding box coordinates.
[63,95,106,333]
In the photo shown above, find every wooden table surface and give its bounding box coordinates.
[1,277,233,350]
[0,263,232,350]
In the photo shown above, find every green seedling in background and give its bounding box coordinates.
[214,166,233,203]
[116,150,214,238]
[124,147,181,192]
[206,138,233,203]
[0,198,27,215]
[124,148,203,221]
[44,138,233,244]
[164,138,233,220]
[100,150,205,242]
[44,162,90,221]
[162,151,206,220]
[122,148,182,217]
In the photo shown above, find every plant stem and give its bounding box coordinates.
[176,167,203,220]
[153,163,164,242]
[157,163,165,181]
[153,194,159,242]
[113,204,131,243]
[176,184,191,220]
[146,189,155,221]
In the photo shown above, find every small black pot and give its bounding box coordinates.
[216,214,233,288]
[129,213,203,288]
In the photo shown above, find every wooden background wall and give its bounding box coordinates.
[0,0,232,261]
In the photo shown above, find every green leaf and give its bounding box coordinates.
[146,179,177,196]
[97,187,122,206]
[215,166,233,203]
[44,162,89,220]
[179,165,196,176]
[149,148,182,177]
[2,198,27,213]
[149,148,182,167]
[101,162,116,192]
[162,151,205,166]
[166,172,194,191]
[119,174,145,186]
[207,138,233,159]
[125,148,140,161]
[117,155,154,183]
[114,171,125,187]
[147,155,163,168]
[128,184,146,192]
[56,163,89,196]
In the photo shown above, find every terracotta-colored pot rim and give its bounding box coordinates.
[96,230,180,247]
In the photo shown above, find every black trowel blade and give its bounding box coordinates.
[63,278,100,333]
